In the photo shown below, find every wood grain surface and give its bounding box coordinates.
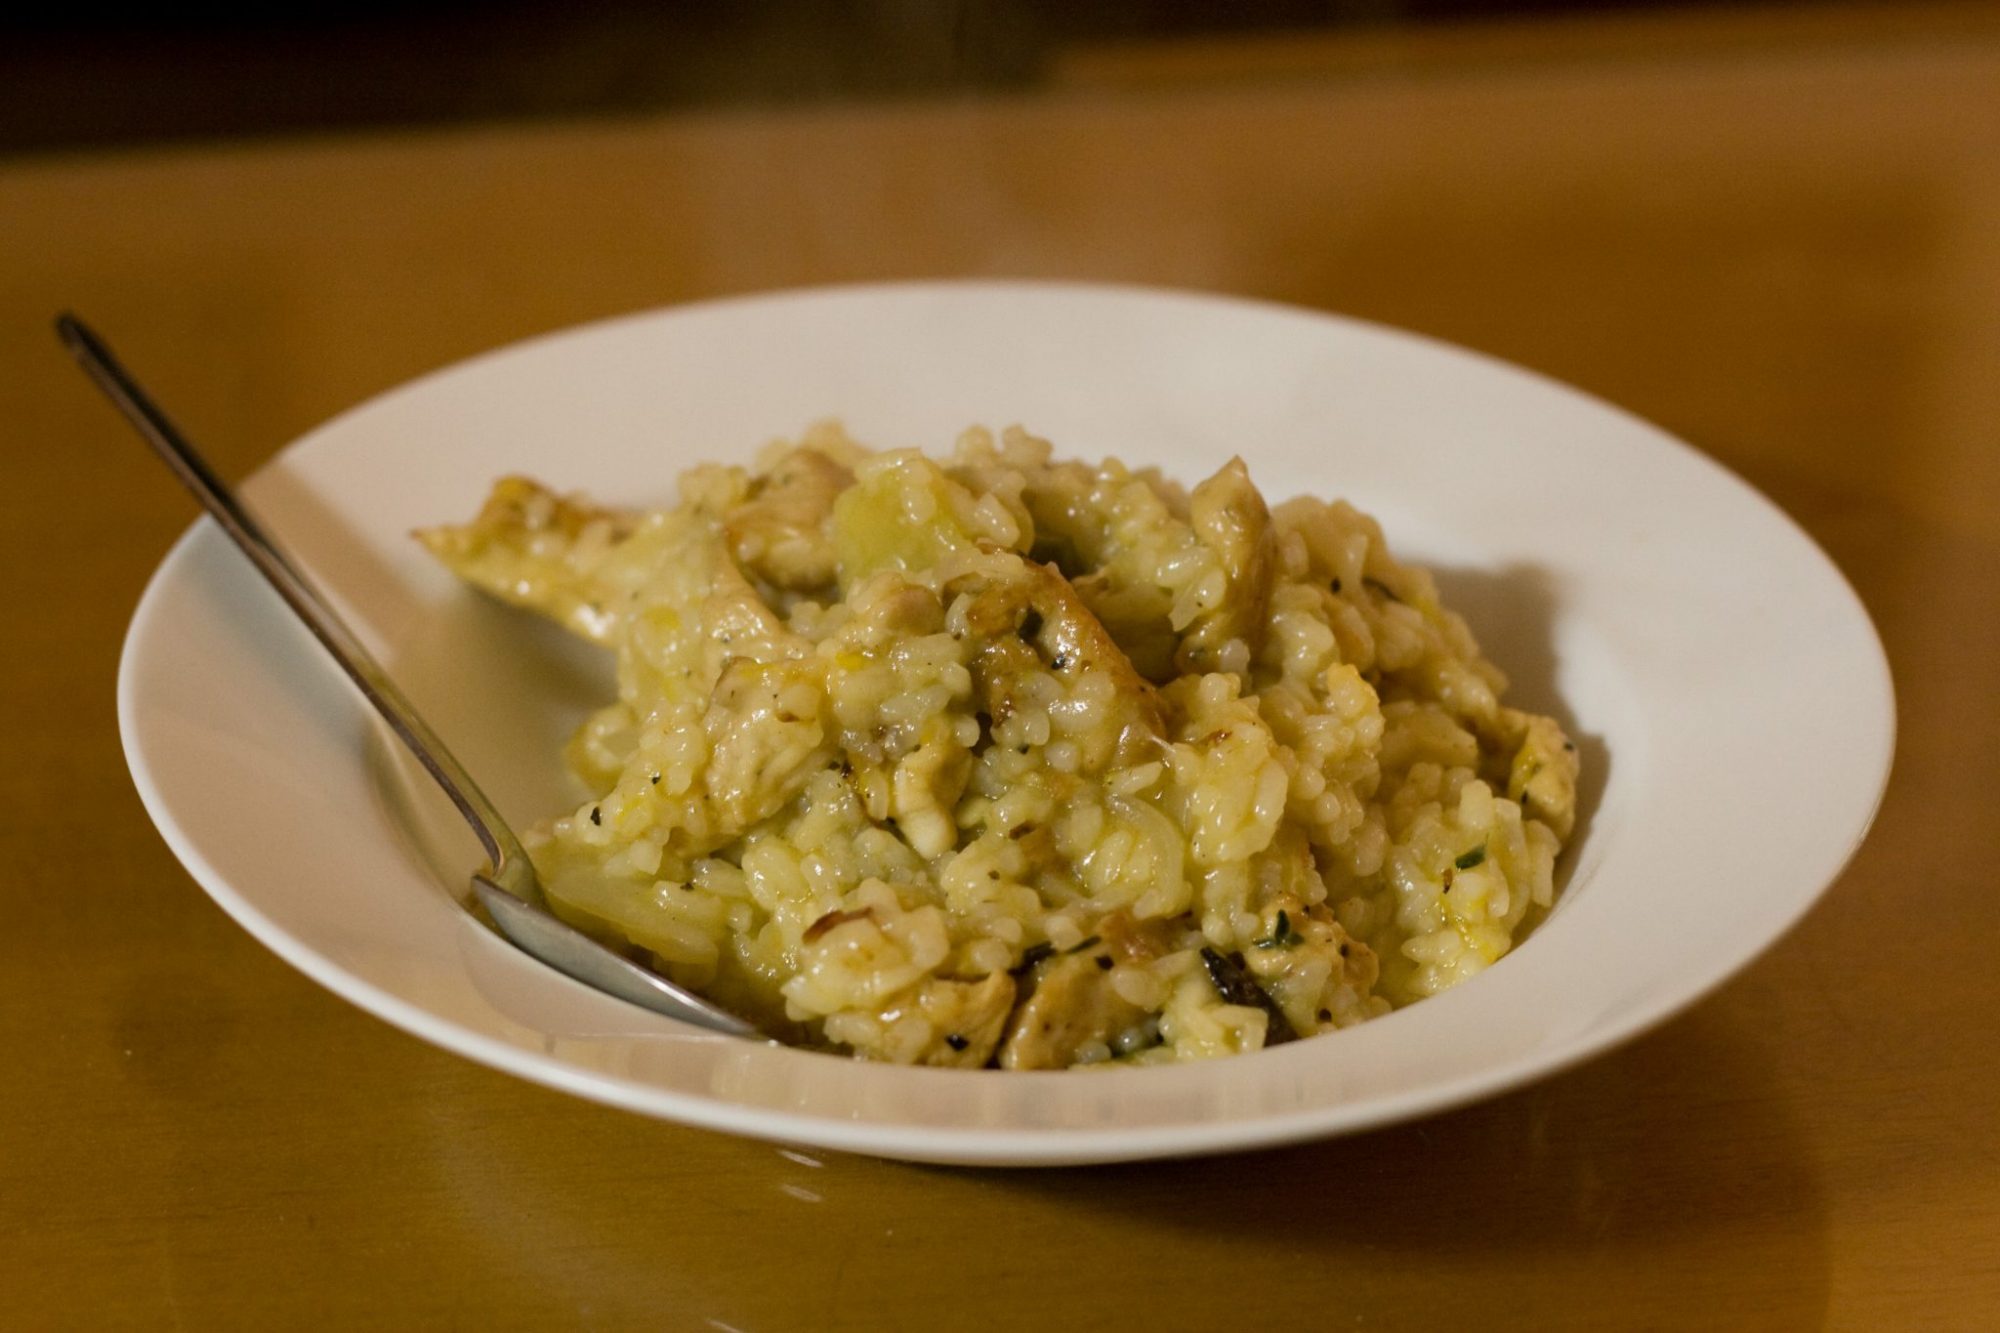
[3,7,1995,1328]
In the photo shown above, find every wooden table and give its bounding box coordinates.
[6,6,1996,1326]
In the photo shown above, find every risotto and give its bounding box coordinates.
[417,423,1579,1069]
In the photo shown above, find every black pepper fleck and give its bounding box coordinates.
[945,1034,969,1052]
[589,806,601,826]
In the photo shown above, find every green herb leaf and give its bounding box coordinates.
[1254,909,1304,949]
[1454,844,1487,871]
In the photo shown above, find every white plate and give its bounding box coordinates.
[118,282,1893,1166]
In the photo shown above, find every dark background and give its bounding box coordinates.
[4,0,1819,155]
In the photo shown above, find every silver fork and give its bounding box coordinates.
[61,314,760,1040]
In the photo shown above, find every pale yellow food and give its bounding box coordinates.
[418,423,1579,1068]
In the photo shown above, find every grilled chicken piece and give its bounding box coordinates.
[414,476,636,644]
[947,558,1169,769]
[1241,897,1379,1036]
[723,447,853,593]
[998,950,1146,1070]
[912,973,1016,1068]
[701,656,827,829]
[1175,457,1275,676]
[839,579,945,647]
[833,972,1017,1068]
[697,550,812,679]
[888,716,976,858]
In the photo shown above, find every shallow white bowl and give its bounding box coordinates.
[118,282,1893,1166]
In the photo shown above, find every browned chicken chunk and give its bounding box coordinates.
[999,951,1146,1070]
[724,447,853,593]
[414,476,636,644]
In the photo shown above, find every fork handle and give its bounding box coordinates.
[58,314,533,891]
